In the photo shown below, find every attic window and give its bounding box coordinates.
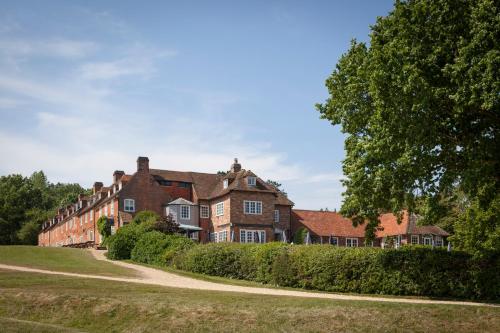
[247,177,256,186]
[223,179,228,189]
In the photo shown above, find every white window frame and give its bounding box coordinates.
[423,236,432,246]
[247,176,256,186]
[124,199,135,212]
[244,200,262,215]
[218,230,228,242]
[189,232,199,240]
[346,238,358,247]
[330,237,338,246]
[200,205,209,218]
[210,232,217,243]
[223,179,228,189]
[435,236,443,247]
[215,202,224,216]
[239,229,266,243]
[411,235,419,245]
[180,205,190,220]
[274,209,279,223]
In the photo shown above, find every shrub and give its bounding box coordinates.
[131,232,195,266]
[174,242,500,300]
[293,227,307,244]
[96,216,111,244]
[131,210,159,225]
[106,222,152,260]
[131,231,170,265]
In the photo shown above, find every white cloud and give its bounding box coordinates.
[0,38,98,59]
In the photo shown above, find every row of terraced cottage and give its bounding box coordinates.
[38,157,450,248]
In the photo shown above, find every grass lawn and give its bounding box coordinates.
[0,269,499,333]
[0,246,138,277]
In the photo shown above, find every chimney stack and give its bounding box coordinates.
[93,182,103,194]
[231,158,241,173]
[113,170,125,183]
[137,156,149,173]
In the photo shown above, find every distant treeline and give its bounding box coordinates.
[0,171,90,245]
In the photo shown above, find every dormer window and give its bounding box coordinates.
[223,179,228,189]
[247,176,256,186]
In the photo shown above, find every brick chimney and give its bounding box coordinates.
[93,181,103,195]
[137,156,149,173]
[113,170,125,183]
[231,158,241,173]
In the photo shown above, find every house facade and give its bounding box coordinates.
[38,157,293,247]
[291,210,450,248]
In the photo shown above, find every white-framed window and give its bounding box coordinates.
[239,229,266,243]
[395,235,402,247]
[411,235,419,245]
[180,205,190,220]
[223,179,228,189]
[346,238,358,247]
[435,236,443,247]
[216,202,224,216]
[110,201,114,216]
[423,236,432,246]
[274,209,280,223]
[247,176,256,186]
[189,232,199,240]
[330,237,338,246]
[200,205,209,218]
[244,201,262,215]
[218,230,228,242]
[124,199,135,212]
[210,232,217,242]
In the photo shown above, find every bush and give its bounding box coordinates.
[132,231,195,266]
[174,242,500,300]
[293,227,307,244]
[132,210,159,225]
[106,221,154,260]
[97,216,111,245]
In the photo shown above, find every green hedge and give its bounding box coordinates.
[106,222,152,260]
[131,231,194,266]
[175,243,499,300]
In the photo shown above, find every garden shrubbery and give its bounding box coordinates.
[105,210,498,300]
[176,243,499,300]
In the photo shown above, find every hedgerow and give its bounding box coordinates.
[175,243,499,300]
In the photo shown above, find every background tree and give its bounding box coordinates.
[153,214,180,234]
[316,0,499,254]
[266,180,288,197]
[0,171,90,245]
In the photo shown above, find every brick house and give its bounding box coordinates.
[291,209,450,248]
[38,157,293,247]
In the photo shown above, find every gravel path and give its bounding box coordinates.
[0,249,496,308]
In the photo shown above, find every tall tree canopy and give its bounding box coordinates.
[317,0,499,255]
[0,171,90,245]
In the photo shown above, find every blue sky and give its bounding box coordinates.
[0,0,394,209]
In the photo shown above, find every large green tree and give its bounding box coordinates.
[0,171,90,245]
[317,0,499,254]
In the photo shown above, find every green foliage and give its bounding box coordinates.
[0,171,89,245]
[293,227,307,244]
[106,222,153,260]
[176,243,499,300]
[131,210,159,225]
[131,232,194,266]
[96,216,111,244]
[316,0,500,252]
[266,180,287,197]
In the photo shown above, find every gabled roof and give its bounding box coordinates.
[292,209,366,237]
[168,198,196,206]
[375,212,410,237]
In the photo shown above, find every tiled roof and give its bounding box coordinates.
[292,209,366,237]
[408,224,450,236]
[168,198,196,206]
[375,212,410,237]
[150,169,224,200]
